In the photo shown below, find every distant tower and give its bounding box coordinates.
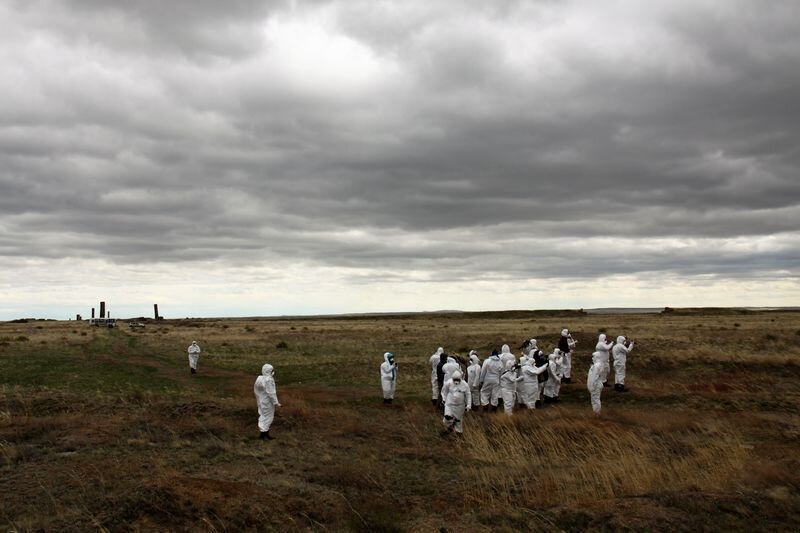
[100,301,106,319]
[154,304,160,320]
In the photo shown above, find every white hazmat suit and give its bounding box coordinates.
[612,336,634,390]
[520,357,549,408]
[558,329,577,382]
[380,352,397,402]
[543,350,565,402]
[441,357,461,392]
[441,370,471,433]
[500,360,523,415]
[587,351,605,414]
[466,352,481,408]
[479,352,504,408]
[429,347,444,403]
[187,341,201,373]
[500,344,516,368]
[516,356,528,406]
[254,363,281,439]
[596,334,614,386]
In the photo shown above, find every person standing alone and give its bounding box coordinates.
[187,341,201,374]
[254,363,281,440]
[380,352,398,404]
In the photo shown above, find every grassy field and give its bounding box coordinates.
[1,310,799,531]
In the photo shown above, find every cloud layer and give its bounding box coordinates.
[1,0,798,317]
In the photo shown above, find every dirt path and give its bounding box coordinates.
[105,333,256,394]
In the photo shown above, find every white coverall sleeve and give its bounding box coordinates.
[266,380,280,406]
[441,381,451,402]
[479,361,489,383]
[465,386,472,409]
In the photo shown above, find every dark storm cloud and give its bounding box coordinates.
[1,0,799,284]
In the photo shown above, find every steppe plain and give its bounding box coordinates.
[2,309,799,531]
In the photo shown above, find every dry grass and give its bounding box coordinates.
[463,411,748,507]
[1,311,799,531]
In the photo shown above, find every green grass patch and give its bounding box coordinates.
[0,350,178,393]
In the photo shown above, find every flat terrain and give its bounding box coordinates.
[1,310,799,531]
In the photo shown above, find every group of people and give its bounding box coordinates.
[380,328,636,435]
[186,327,635,441]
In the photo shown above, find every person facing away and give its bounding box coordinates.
[612,336,635,392]
[529,341,549,408]
[595,334,615,387]
[466,351,481,409]
[500,359,523,416]
[479,349,504,412]
[543,349,565,404]
[254,363,281,440]
[587,351,606,414]
[380,352,397,404]
[429,347,444,406]
[187,341,201,374]
[435,352,448,408]
[441,356,461,401]
[499,343,516,368]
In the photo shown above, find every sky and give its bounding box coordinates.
[1,0,799,320]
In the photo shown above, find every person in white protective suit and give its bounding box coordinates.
[500,360,524,415]
[587,351,605,414]
[254,363,281,440]
[612,336,635,392]
[441,370,471,434]
[528,340,549,407]
[187,341,201,374]
[479,349,504,412]
[543,350,565,404]
[429,347,444,406]
[558,329,578,384]
[516,355,529,407]
[520,355,549,408]
[441,356,461,391]
[519,339,533,357]
[466,352,482,409]
[499,344,516,368]
[596,334,615,387]
[380,352,397,404]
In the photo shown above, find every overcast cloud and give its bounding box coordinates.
[1,0,799,319]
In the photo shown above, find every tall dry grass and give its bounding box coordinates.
[461,410,749,507]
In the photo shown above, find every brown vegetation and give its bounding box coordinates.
[1,311,799,531]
